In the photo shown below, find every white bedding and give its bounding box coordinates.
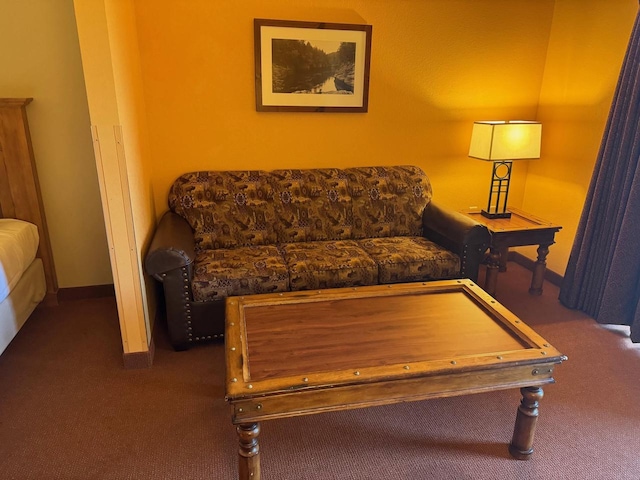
[0,219,40,304]
[0,258,45,355]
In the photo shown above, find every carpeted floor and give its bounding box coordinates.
[1,262,639,479]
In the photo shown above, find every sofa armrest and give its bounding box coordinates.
[144,212,197,350]
[145,212,195,280]
[422,202,491,282]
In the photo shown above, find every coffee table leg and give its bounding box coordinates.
[509,386,543,460]
[529,244,550,295]
[237,422,260,480]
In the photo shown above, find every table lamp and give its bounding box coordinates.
[468,120,542,219]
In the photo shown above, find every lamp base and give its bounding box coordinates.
[482,209,512,219]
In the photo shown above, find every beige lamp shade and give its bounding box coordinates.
[469,121,542,161]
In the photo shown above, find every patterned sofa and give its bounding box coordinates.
[145,166,491,350]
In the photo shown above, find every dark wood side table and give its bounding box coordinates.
[460,207,562,297]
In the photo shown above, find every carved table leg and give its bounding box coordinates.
[237,422,260,480]
[509,386,543,460]
[499,246,509,272]
[484,246,500,296]
[529,244,551,295]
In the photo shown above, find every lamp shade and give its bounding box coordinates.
[469,121,542,161]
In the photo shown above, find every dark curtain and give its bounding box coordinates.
[559,7,640,342]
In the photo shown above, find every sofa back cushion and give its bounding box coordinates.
[167,166,433,250]
[268,169,353,242]
[346,165,432,239]
[168,171,278,251]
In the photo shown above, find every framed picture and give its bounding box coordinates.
[254,19,373,112]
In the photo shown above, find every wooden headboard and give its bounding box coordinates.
[0,98,58,298]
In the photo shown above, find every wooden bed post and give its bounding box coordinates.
[0,98,58,302]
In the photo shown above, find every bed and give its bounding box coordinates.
[0,98,57,355]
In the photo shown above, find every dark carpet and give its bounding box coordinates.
[0,262,639,479]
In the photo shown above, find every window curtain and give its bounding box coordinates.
[559,7,640,342]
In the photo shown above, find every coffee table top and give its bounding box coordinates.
[225,280,564,401]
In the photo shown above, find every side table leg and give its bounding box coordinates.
[499,246,509,272]
[509,386,543,460]
[484,246,500,296]
[238,422,260,480]
[529,244,551,295]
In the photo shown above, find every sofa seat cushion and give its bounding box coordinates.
[357,236,460,284]
[279,240,378,291]
[192,246,289,301]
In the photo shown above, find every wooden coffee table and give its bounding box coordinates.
[225,280,566,479]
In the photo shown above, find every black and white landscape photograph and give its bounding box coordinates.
[271,38,356,94]
[255,19,372,112]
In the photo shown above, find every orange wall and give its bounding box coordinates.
[133,0,555,218]
[522,0,637,274]
[132,0,637,278]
